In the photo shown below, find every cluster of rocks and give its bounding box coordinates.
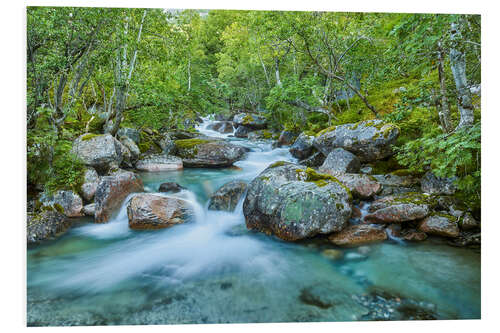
[27,119,251,243]
[242,119,480,249]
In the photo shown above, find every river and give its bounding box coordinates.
[27,118,480,325]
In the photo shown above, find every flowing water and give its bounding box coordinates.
[27,119,480,326]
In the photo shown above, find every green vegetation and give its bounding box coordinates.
[26,8,480,209]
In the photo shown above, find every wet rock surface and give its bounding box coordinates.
[329,224,387,247]
[418,215,460,238]
[158,182,186,193]
[208,180,247,212]
[127,193,192,229]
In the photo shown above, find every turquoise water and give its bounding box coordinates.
[27,131,480,326]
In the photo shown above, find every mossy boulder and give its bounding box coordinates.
[71,133,124,173]
[27,210,70,244]
[41,190,83,217]
[313,119,400,162]
[243,162,352,241]
[172,139,246,168]
[233,113,267,129]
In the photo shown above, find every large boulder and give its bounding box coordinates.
[418,214,460,238]
[81,167,99,202]
[127,193,192,230]
[277,130,298,147]
[313,120,400,162]
[233,113,267,129]
[135,154,183,172]
[243,162,352,241]
[71,133,123,173]
[172,139,246,168]
[27,210,70,244]
[364,193,431,224]
[208,180,247,212]
[94,170,144,223]
[290,132,315,160]
[328,224,387,247]
[421,171,457,195]
[117,127,140,144]
[319,148,361,174]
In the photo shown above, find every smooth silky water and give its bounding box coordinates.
[27,119,480,325]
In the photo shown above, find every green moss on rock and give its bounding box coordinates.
[81,133,101,141]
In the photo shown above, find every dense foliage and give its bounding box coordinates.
[27,8,481,208]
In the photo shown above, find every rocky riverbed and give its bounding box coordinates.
[27,115,480,325]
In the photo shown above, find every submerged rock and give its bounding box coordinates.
[421,171,456,195]
[328,224,387,247]
[243,162,352,241]
[418,214,460,238]
[27,210,70,244]
[135,155,183,172]
[290,132,315,160]
[158,182,186,193]
[71,133,123,173]
[320,148,361,174]
[208,180,247,212]
[127,193,192,230]
[81,167,99,202]
[313,120,399,162]
[94,170,144,223]
[300,283,369,313]
[172,139,246,168]
[322,249,344,261]
[233,113,267,129]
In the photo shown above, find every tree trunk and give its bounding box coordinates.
[449,21,474,130]
[437,41,453,133]
[274,58,282,86]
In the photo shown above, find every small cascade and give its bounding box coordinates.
[195,116,235,138]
